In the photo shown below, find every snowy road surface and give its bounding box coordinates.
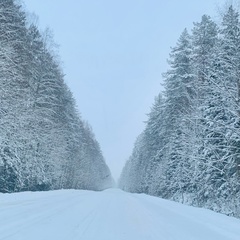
[0,188,240,240]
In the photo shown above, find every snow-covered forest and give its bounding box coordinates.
[0,0,113,193]
[119,5,240,218]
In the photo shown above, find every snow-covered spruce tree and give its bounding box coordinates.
[119,93,168,193]
[199,5,240,216]
[189,14,220,207]
[142,94,166,194]
[119,29,195,200]
[154,29,195,201]
[0,0,113,192]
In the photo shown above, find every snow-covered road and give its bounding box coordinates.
[0,188,240,240]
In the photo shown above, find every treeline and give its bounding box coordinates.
[119,5,240,218]
[0,0,113,193]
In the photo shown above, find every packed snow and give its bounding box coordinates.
[0,188,239,240]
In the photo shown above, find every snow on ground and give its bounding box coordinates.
[0,188,240,240]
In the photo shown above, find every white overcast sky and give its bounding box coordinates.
[23,0,227,180]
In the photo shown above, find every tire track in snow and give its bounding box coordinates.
[1,189,240,240]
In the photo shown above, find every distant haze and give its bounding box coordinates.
[23,0,226,180]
